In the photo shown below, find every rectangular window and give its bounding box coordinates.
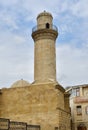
[76,106,82,115]
[76,88,80,96]
[72,88,80,97]
[86,106,88,114]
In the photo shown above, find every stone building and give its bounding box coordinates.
[0,11,71,130]
[66,84,88,130]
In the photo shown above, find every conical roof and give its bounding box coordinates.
[11,79,30,88]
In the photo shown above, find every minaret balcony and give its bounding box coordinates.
[32,24,58,33]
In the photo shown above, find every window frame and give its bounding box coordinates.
[85,106,88,114]
[76,105,82,115]
[76,88,80,97]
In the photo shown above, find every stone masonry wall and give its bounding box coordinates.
[0,83,71,130]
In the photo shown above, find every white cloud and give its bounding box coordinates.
[0,0,88,88]
[0,9,18,31]
[0,0,18,6]
[0,30,34,88]
[70,0,88,18]
[56,43,88,87]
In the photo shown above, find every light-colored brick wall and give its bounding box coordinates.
[0,83,71,130]
[68,86,88,130]
[34,38,56,82]
[37,12,52,29]
[32,11,58,83]
[0,12,71,130]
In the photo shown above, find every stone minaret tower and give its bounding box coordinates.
[32,11,58,83]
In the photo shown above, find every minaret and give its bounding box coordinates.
[32,11,58,83]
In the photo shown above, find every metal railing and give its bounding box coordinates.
[32,24,58,33]
[0,118,40,130]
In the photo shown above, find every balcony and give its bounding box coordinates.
[32,24,58,33]
[74,97,88,103]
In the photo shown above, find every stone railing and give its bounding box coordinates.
[0,118,40,130]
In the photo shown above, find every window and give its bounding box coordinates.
[46,23,50,29]
[76,88,80,96]
[55,127,58,130]
[85,106,88,114]
[72,88,80,97]
[76,106,82,115]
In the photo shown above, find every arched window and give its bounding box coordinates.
[77,124,87,130]
[77,126,87,130]
[46,23,50,29]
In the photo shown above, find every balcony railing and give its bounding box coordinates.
[32,24,58,33]
[74,97,88,103]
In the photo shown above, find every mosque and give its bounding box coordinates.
[0,11,71,130]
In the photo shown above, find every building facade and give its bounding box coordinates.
[0,11,71,130]
[66,84,88,130]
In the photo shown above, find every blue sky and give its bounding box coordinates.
[0,0,88,88]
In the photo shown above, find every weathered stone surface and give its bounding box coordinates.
[66,85,88,130]
[32,11,58,83]
[0,83,71,130]
[0,11,71,130]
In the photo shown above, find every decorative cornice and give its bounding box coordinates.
[32,29,58,42]
[56,107,71,114]
[55,84,65,93]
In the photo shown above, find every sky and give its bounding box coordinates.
[0,0,88,88]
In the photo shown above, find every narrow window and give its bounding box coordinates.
[85,106,88,114]
[76,106,82,115]
[46,23,50,29]
[76,88,80,96]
